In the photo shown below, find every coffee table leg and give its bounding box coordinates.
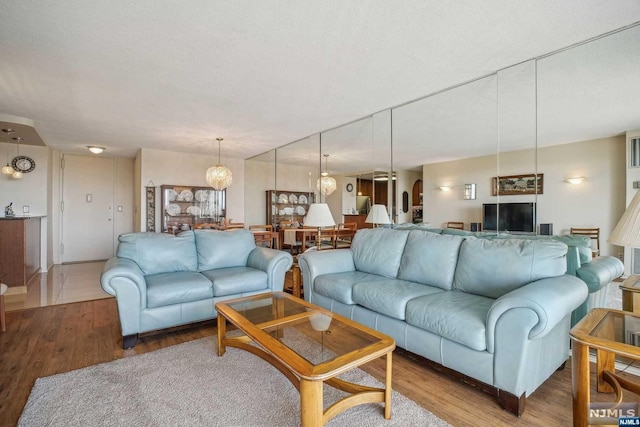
[385,352,392,419]
[300,379,323,427]
[217,315,226,357]
[572,340,589,427]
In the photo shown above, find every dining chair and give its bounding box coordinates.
[305,226,336,251]
[446,221,464,230]
[249,225,276,248]
[334,227,356,249]
[570,227,600,257]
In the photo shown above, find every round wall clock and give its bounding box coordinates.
[12,156,36,173]
[346,183,353,192]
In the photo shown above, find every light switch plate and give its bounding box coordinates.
[23,205,29,213]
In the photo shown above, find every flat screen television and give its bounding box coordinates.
[482,202,536,233]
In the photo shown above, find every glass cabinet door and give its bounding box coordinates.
[161,185,226,233]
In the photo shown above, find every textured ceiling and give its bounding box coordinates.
[1,1,640,164]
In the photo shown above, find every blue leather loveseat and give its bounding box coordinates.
[298,227,588,415]
[101,229,293,348]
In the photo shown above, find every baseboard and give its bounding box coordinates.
[589,352,640,376]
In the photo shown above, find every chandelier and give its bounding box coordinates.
[317,154,336,196]
[205,137,233,190]
[11,136,23,179]
[2,129,15,175]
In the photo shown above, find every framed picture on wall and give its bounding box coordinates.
[492,173,543,196]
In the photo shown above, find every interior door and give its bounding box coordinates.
[61,154,115,262]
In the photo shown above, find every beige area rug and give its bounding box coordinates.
[19,330,451,427]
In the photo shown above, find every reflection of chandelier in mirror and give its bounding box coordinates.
[11,136,24,179]
[2,129,15,175]
[317,154,336,196]
[205,137,233,190]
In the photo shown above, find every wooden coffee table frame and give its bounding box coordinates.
[216,292,395,427]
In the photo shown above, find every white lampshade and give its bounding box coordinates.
[609,190,640,247]
[365,204,391,225]
[11,170,23,179]
[2,164,13,175]
[317,176,337,196]
[304,203,335,227]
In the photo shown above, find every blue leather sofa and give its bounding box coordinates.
[422,227,624,326]
[101,230,293,348]
[298,228,588,415]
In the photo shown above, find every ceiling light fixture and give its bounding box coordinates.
[2,129,15,175]
[11,137,23,179]
[317,154,337,196]
[439,186,451,192]
[205,137,233,190]
[87,146,105,154]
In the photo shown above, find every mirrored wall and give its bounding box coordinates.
[245,22,640,256]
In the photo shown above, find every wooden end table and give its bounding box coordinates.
[216,292,395,427]
[620,275,640,314]
[570,308,640,426]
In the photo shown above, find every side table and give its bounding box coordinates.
[570,308,640,426]
[620,275,640,314]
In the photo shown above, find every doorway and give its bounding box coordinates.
[61,154,116,262]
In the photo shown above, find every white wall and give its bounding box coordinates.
[244,156,275,226]
[424,136,625,256]
[0,143,49,215]
[139,148,245,231]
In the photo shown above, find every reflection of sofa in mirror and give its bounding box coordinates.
[299,228,587,415]
[101,230,293,348]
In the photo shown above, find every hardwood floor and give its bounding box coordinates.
[3,297,638,426]
[0,267,632,426]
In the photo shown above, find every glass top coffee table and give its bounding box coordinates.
[570,308,640,426]
[215,292,396,426]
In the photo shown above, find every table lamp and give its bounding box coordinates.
[304,203,336,250]
[365,204,391,227]
[609,190,640,248]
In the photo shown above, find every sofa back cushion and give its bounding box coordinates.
[453,237,568,298]
[351,228,410,278]
[397,230,464,290]
[195,229,256,271]
[117,231,197,275]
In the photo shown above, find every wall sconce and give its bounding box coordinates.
[566,177,585,185]
[439,186,451,192]
[463,183,477,200]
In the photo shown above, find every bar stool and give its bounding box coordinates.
[1,282,7,332]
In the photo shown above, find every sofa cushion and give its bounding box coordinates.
[195,230,256,271]
[406,291,494,351]
[397,231,464,290]
[145,271,213,308]
[352,280,443,320]
[453,238,568,299]
[201,267,268,297]
[117,231,197,275]
[351,228,410,278]
[313,271,388,305]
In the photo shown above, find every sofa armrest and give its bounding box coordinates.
[298,249,356,301]
[486,275,588,353]
[247,247,293,292]
[100,257,148,336]
[576,255,624,293]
